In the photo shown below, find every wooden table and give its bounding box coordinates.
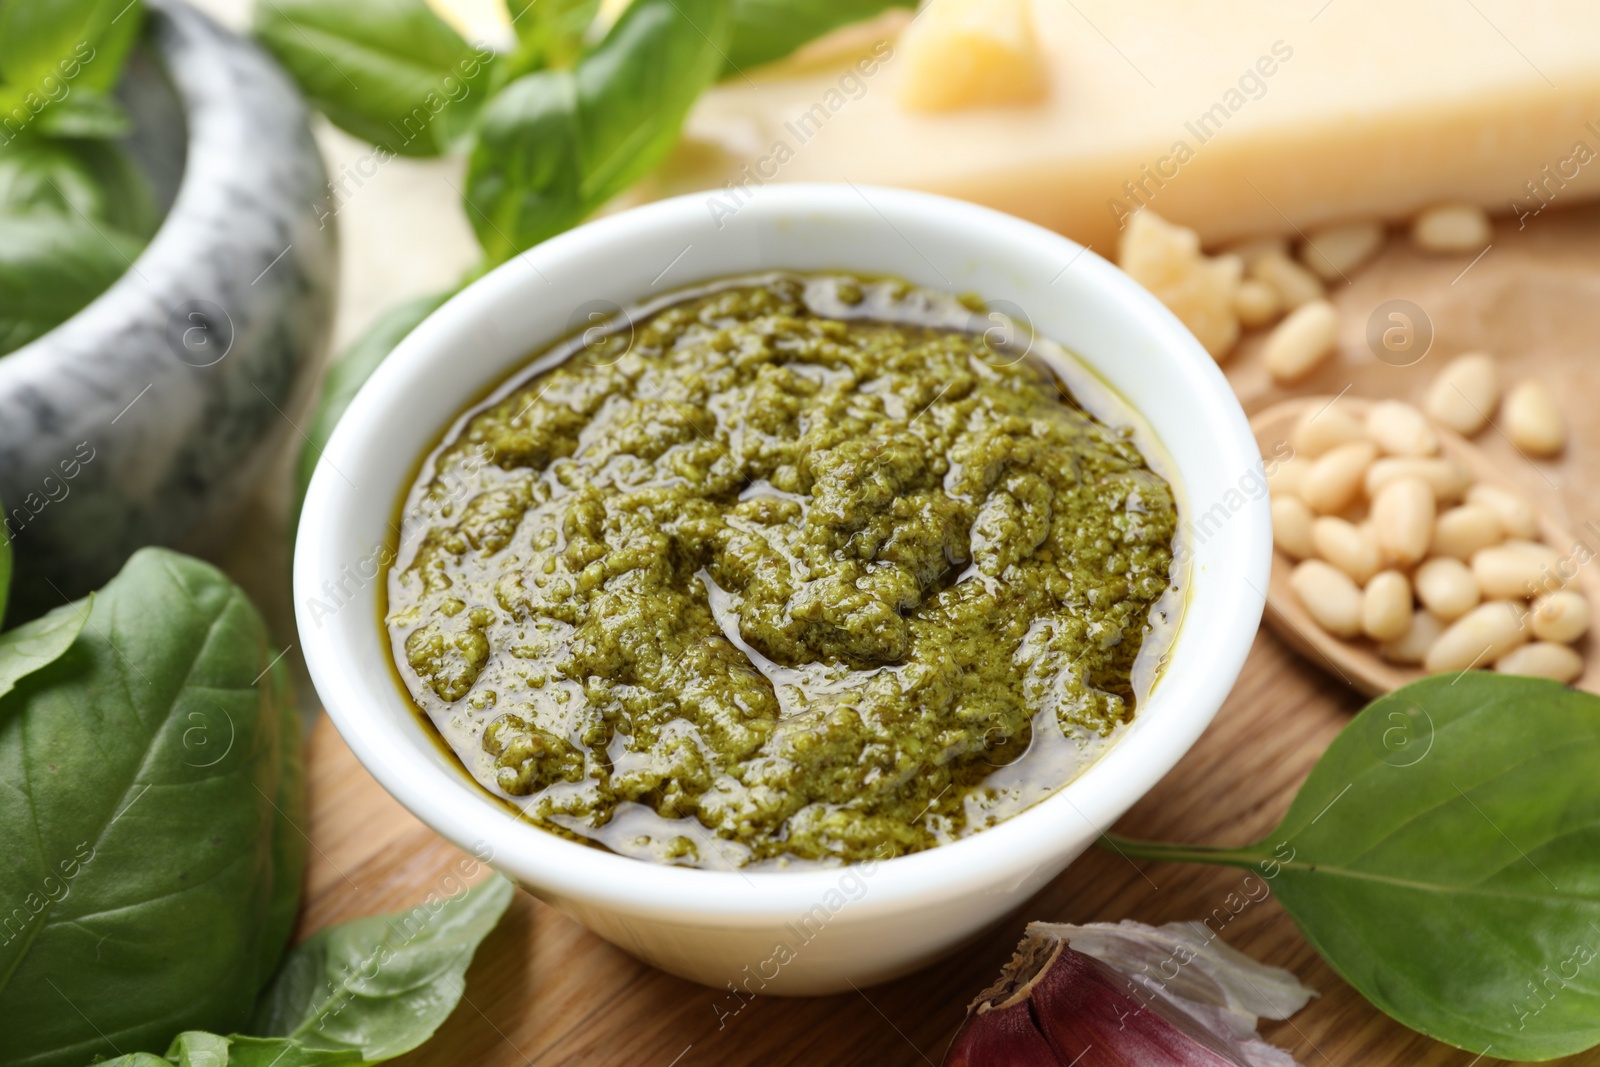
[294,206,1600,1067]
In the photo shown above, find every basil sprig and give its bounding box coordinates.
[463,0,731,264]
[252,0,500,157]
[261,0,909,517]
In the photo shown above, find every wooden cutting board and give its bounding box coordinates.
[294,204,1600,1067]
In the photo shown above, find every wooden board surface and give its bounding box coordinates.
[292,205,1600,1067]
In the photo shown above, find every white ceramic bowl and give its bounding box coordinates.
[295,184,1270,995]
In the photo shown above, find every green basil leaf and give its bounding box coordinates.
[215,1036,363,1067]
[0,594,89,704]
[0,548,305,1067]
[0,140,108,218]
[0,211,142,356]
[0,86,128,143]
[163,1031,232,1067]
[464,0,732,263]
[30,88,131,139]
[256,657,307,991]
[507,0,598,48]
[0,139,158,236]
[1107,674,1600,1061]
[251,0,498,157]
[495,0,597,84]
[0,0,143,98]
[0,493,10,623]
[292,289,452,528]
[68,138,159,236]
[94,1032,363,1067]
[723,0,912,73]
[251,874,514,1059]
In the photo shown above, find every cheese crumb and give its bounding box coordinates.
[897,0,1050,112]
[1119,210,1243,360]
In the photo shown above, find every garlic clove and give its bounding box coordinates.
[943,921,1314,1066]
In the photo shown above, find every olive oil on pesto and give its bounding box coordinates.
[385,274,1181,870]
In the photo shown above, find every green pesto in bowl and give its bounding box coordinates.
[384,273,1180,869]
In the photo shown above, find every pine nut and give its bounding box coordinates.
[1424,600,1527,673]
[1250,250,1324,309]
[1472,540,1562,600]
[1264,299,1340,383]
[1371,477,1435,567]
[1424,352,1498,436]
[1381,610,1446,665]
[1412,203,1491,253]
[1503,379,1566,457]
[1234,279,1281,328]
[1300,221,1384,281]
[1290,560,1364,638]
[1364,456,1470,504]
[1304,441,1377,514]
[1311,516,1381,583]
[1465,484,1538,540]
[1290,407,1368,457]
[1362,570,1413,642]
[1414,557,1481,620]
[1226,236,1289,271]
[1365,400,1438,457]
[1266,455,1310,500]
[1530,590,1590,643]
[1494,642,1583,683]
[1272,495,1316,560]
[1429,504,1504,560]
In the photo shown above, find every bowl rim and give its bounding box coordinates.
[295,183,1269,924]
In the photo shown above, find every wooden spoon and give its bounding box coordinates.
[1251,396,1600,697]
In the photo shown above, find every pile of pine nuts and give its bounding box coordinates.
[1120,201,1585,683]
[1270,399,1589,683]
[1119,203,1496,379]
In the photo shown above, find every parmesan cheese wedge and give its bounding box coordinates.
[659,0,1600,251]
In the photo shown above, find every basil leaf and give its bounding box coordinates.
[464,0,732,263]
[251,874,515,1059]
[292,289,452,527]
[0,493,10,623]
[252,0,498,157]
[0,0,142,138]
[30,88,130,139]
[495,0,598,84]
[84,875,510,1066]
[163,1031,232,1067]
[256,658,307,992]
[1107,674,1600,1061]
[0,595,89,703]
[0,211,142,356]
[723,0,912,73]
[214,1036,363,1067]
[0,549,305,1067]
[68,138,160,237]
[95,1032,362,1067]
[0,141,108,218]
[0,0,143,99]
[0,139,158,237]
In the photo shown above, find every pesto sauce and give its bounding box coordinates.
[386,274,1179,869]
